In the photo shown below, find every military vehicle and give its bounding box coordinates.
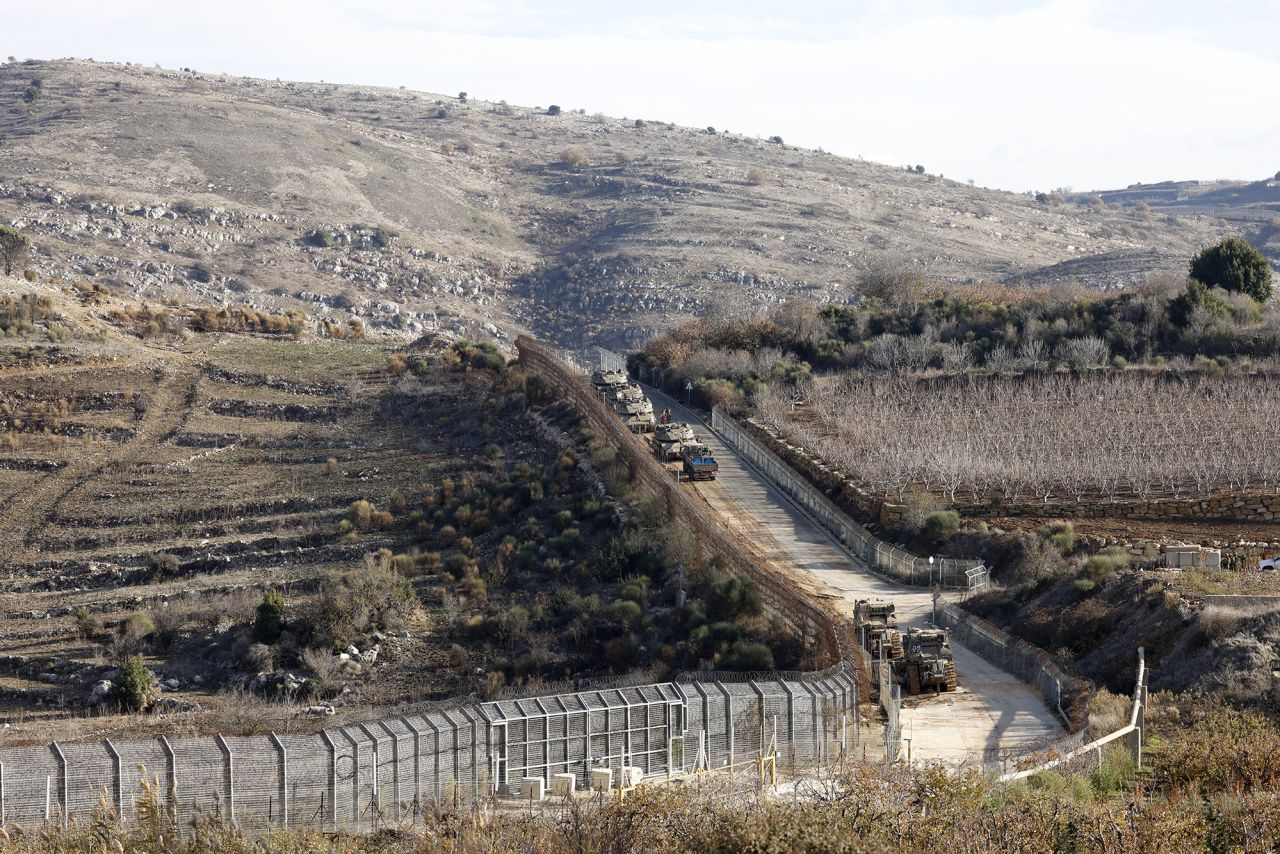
[591,369,629,397]
[611,384,656,433]
[652,422,698,461]
[854,599,904,663]
[680,443,718,481]
[902,627,957,694]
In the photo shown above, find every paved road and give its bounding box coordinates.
[646,388,1064,766]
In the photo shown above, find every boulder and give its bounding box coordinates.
[88,680,113,705]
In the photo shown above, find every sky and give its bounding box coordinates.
[5,0,1278,192]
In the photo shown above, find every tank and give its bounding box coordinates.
[854,599,904,663]
[591,369,629,396]
[680,443,718,481]
[902,627,957,694]
[612,389,656,433]
[652,422,698,461]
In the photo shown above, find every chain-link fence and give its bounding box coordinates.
[0,670,861,833]
[710,409,989,593]
[0,339,871,835]
[994,649,1147,782]
[518,337,867,681]
[934,603,1092,735]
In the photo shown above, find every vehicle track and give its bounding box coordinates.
[644,387,1065,766]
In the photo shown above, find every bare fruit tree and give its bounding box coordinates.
[755,372,1280,507]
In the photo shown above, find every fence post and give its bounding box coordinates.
[269,732,288,828]
[715,681,734,768]
[357,724,381,814]
[50,741,67,827]
[378,721,401,815]
[215,735,234,823]
[748,681,767,760]
[160,736,177,813]
[338,728,360,825]
[400,717,422,814]
[779,682,796,763]
[104,739,124,822]
[320,730,338,831]
[424,715,442,803]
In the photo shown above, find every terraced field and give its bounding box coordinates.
[0,335,485,740]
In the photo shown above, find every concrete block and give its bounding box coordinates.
[589,767,612,791]
[551,773,576,797]
[521,777,545,801]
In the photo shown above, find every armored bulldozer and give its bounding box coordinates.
[680,443,718,481]
[902,627,957,695]
[652,422,698,461]
[854,599,904,662]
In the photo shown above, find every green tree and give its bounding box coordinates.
[0,226,30,275]
[254,590,285,643]
[1189,237,1273,302]
[113,654,158,712]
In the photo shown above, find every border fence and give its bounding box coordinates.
[935,604,1092,732]
[0,671,861,833]
[710,409,989,594]
[0,338,867,835]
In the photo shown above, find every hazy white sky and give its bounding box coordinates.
[5,0,1278,191]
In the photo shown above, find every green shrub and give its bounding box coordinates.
[1189,236,1272,302]
[495,604,530,643]
[922,510,960,549]
[608,599,643,629]
[307,558,418,648]
[119,611,155,640]
[113,654,158,712]
[726,640,774,671]
[74,606,103,639]
[1091,746,1136,795]
[603,635,637,669]
[1080,546,1128,589]
[1038,520,1075,553]
[698,570,762,621]
[253,590,285,643]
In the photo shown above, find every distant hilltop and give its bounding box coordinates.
[0,57,1260,347]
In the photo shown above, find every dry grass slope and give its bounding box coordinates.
[0,58,1251,347]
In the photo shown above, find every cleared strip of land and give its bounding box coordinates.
[647,387,1063,765]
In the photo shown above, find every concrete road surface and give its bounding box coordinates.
[646,387,1064,766]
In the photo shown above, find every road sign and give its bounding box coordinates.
[685,382,693,391]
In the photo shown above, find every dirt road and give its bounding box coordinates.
[646,387,1064,766]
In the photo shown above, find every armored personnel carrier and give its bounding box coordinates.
[680,443,718,481]
[652,422,698,461]
[902,627,957,694]
[854,599,905,663]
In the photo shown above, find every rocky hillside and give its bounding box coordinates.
[0,58,1242,347]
